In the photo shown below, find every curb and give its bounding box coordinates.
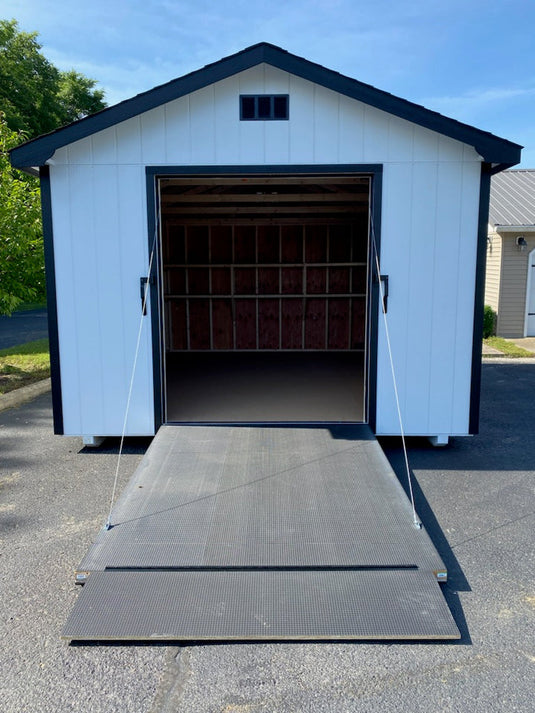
[0,378,51,413]
[482,356,535,364]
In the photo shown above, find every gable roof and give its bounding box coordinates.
[10,42,522,171]
[489,169,535,228]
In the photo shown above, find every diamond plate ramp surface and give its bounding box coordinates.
[78,425,444,573]
[65,425,459,641]
[63,570,460,641]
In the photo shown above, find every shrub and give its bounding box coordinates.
[483,305,496,338]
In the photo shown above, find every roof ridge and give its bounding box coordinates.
[9,42,522,170]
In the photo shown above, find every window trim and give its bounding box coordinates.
[240,94,289,121]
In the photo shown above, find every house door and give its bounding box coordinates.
[526,249,535,337]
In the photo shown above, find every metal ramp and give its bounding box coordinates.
[63,425,459,641]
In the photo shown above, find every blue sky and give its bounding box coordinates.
[4,0,535,165]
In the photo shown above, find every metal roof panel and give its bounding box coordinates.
[489,170,535,227]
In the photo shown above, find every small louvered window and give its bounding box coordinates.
[240,95,289,120]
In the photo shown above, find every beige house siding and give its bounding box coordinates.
[495,231,535,337]
[485,228,502,313]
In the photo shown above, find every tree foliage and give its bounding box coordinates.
[0,19,107,315]
[0,19,106,138]
[0,115,45,314]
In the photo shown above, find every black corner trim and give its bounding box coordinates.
[10,43,521,170]
[469,163,492,435]
[40,166,64,434]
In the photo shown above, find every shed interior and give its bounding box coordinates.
[158,174,371,423]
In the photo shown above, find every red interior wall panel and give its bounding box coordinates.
[351,297,366,348]
[281,300,303,349]
[189,299,210,349]
[210,226,233,263]
[258,299,280,349]
[306,267,327,294]
[281,267,302,294]
[258,267,279,294]
[235,299,256,349]
[211,268,231,295]
[281,226,303,263]
[257,225,279,262]
[328,298,350,349]
[305,299,326,349]
[212,299,233,349]
[169,301,187,350]
[234,268,256,295]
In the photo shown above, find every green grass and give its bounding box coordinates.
[484,337,535,358]
[0,339,50,394]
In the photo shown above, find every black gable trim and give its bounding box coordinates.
[10,42,522,170]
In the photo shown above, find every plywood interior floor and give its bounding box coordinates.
[165,352,365,423]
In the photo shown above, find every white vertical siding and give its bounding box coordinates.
[375,160,480,436]
[50,163,154,435]
[49,64,482,437]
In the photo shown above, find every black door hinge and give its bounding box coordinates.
[140,276,155,315]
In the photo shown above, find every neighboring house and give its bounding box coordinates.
[485,169,535,337]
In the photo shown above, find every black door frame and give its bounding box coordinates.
[146,164,383,432]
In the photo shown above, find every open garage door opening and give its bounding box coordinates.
[158,173,372,424]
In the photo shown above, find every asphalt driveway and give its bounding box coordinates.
[0,309,48,349]
[1,360,534,712]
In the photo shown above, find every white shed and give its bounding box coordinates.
[11,43,521,443]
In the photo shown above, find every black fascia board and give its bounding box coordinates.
[10,42,522,170]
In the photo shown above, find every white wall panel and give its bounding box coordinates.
[214,77,240,164]
[48,64,483,437]
[427,162,464,434]
[67,164,105,435]
[387,118,414,163]
[288,74,314,164]
[91,126,117,165]
[50,163,154,436]
[402,162,438,433]
[438,134,465,162]
[363,106,389,163]
[141,107,166,164]
[263,65,291,93]
[164,96,192,164]
[115,164,154,435]
[237,65,266,94]
[190,85,216,164]
[92,164,123,434]
[412,125,440,162]
[312,85,339,163]
[375,158,481,436]
[238,66,267,164]
[116,117,142,164]
[67,137,92,165]
[338,95,365,163]
[375,164,413,434]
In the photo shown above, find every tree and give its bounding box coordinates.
[0,19,106,314]
[57,69,106,125]
[0,19,106,138]
[0,114,45,314]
